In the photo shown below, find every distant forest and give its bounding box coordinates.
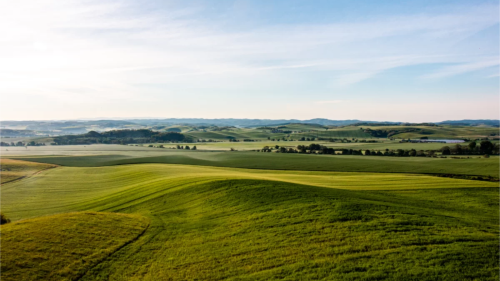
[51,129,189,145]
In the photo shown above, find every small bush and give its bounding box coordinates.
[1,213,11,225]
[484,154,490,158]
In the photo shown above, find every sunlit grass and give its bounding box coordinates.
[1,161,498,280]
[0,158,56,184]
[0,212,149,281]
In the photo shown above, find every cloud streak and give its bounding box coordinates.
[0,0,498,120]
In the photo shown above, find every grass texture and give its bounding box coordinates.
[1,161,498,280]
[5,148,498,177]
[0,212,149,281]
[0,158,56,184]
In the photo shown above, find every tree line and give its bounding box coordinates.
[0,141,46,146]
[52,129,189,145]
[259,141,499,156]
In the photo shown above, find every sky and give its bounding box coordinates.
[1,0,499,122]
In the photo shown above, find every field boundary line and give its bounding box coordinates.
[0,165,58,186]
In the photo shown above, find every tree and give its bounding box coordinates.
[468,141,476,150]
[480,140,493,154]
[441,146,451,155]
[364,149,371,155]
[185,145,190,150]
[409,150,417,157]
[192,146,197,150]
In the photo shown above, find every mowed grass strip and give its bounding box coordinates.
[0,158,56,184]
[0,212,149,281]
[2,164,497,221]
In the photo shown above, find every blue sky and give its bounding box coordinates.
[1,0,498,121]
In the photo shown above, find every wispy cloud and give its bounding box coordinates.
[422,59,499,79]
[0,0,498,120]
[314,100,344,105]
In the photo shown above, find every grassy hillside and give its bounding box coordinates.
[1,163,498,280]
[355,125,499,139]
[3,163,497,221]
[0,159,56,184]
[1,212,149,281]
[7,150,499,177]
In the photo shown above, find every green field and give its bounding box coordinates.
[183,124,498,141]
[1,212,149,281]
[1,160,498,280]
[353,125,499,139]
[0,159,56,184]
[3,145,498,177]
[148,140,458,151]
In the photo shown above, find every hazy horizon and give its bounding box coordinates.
[1,0,499,122]
[1,117,498,123]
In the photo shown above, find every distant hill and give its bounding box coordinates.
[437,120,500,127]
[127,118,393,127]
[1,119,498,137]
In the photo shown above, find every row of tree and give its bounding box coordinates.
[260,141,499,156]
[441,141,498,155]
[176,145,197,150]
[1,141,46,146]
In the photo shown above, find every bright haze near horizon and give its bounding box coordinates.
[1,0,499,122]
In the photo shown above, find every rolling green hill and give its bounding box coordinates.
[1,212,149,281]
[355,125,499,139]
[1,162,498,280]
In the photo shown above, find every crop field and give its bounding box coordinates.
[3,145,498,177]
[1,159,498,280]
[148,140,455,151]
